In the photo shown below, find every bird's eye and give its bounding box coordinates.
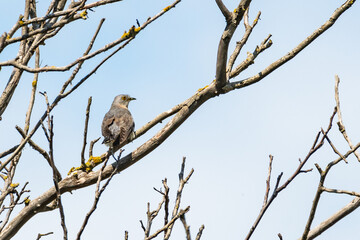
[121,96,126,101]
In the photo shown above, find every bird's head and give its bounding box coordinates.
[112,94,136,108]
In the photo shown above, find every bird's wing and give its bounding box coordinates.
[113,108,134,145]
[101,111,116,144]
[102,107,134,146]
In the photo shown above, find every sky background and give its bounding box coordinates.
[1,0,360,239]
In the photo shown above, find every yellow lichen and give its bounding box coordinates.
[197,85,209,92]
[253,18,258,25]
[122,25,140,39]
[32,80,37,87]
[68,167,76,175]
[18,15,24,25]
[68,156,104,174]
[234,8,237,13]
[89,156,103,164]
[10,183,19,188]
[24,197,30,205]
[6,34,10,40]
[80,10,87,19]
[163,6,171,12]
[121,31,129,39]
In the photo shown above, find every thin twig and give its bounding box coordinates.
[322,187,360,198]
[15,126,62,179]
[301,122,360,240]
[321,128,348,163]
[60,18,105,94]
[229,33,272,80]
[195,225,205,240]
[24,47,40,134]
[0,145,19,159]
[227,0,356,91]
[48,115,68,240]
[0,182,29,232]
[89,137,101,157]
[164,157,194,239]
[163,179,170,229]
[334,75,360,161]
[263,154,273,205]
[226,10,261,79]
[180,214,191,240]
[245,108,338,240]
[76,150,120,240]
[145,206,190,240]
[81,96,92,165]
[36,232,54,240]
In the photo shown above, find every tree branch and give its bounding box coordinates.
[215,0,252,90]
[334,75,360,161]
[226,0,356,92]
[81,97,92,165]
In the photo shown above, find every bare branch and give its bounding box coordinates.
[60,18,105,94]
[0,182,29,232]
[334,75,360,161]
[226,0,355,91]
[0,1,182,74]
[81,97,92,165]
[226,10,261,79]
[322,187,360,198]
[245,108,337,240]
[15,125,61,179]
[145,206,190,240]
[48,115,68,239]
[76,152,118,240]
[36,232,54,240]
[89,137,101,157]
[301,142,360,239]
[229,34,272,80]
[195,225,205,240]
[164,157,194,239]
[215,0,231,22]
[321,128,348,163]
[0,145,19,159]
[215,0,252,90]
[24,47,40,134]
[263,155,273,205]
[305,197,360,240]
[180,214,191,240]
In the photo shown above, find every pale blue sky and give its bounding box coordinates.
[1,0,360,239]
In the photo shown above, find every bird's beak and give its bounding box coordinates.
[130,97,136,101]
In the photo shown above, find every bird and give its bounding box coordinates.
[101,94,136,149]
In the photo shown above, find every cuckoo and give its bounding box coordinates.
[101,94,136,149]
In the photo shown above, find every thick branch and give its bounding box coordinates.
[215,0,252,90]
[305,197,360,240]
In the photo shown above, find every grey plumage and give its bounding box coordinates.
[101,94,136,148]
